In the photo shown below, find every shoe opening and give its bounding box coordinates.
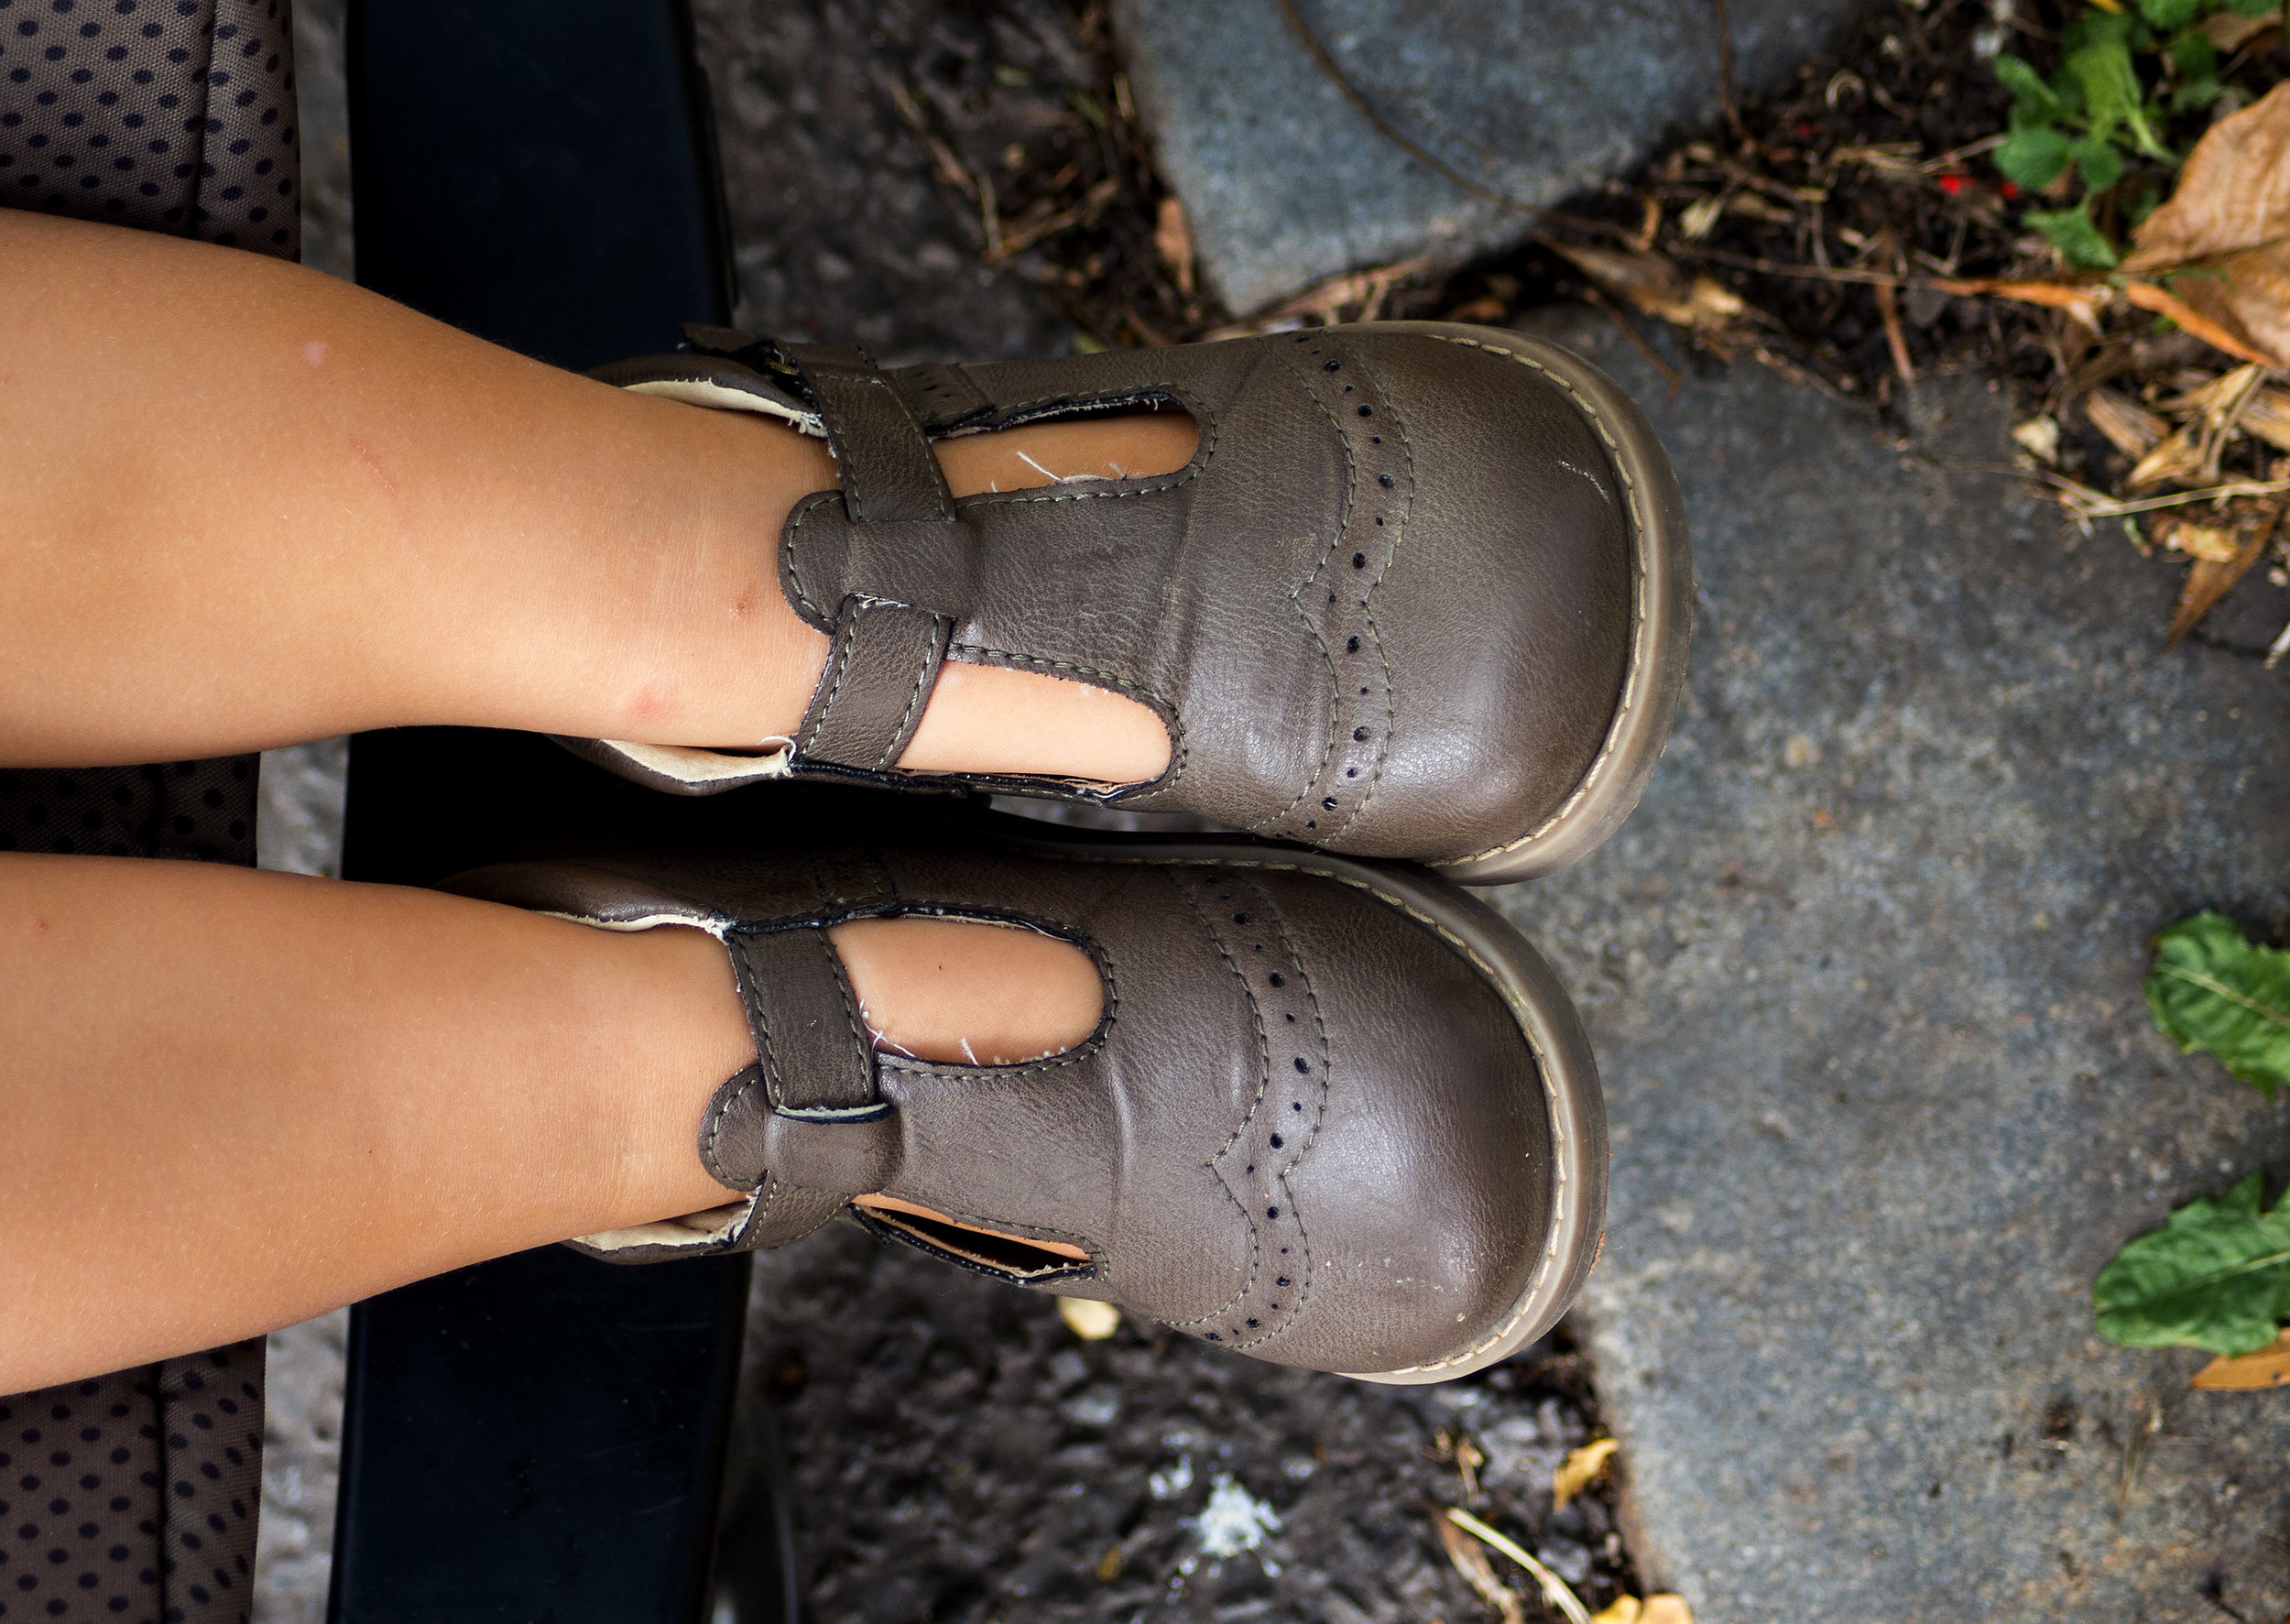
[853,1195,1095,1284]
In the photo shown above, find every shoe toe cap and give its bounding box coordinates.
[1342,330,1637,863]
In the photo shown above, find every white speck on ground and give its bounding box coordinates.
[1188,1476,1280,1560]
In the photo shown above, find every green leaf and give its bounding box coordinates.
[2171,75,2226,113]
[2144,911,2290,1097]
[1993,52,2062,118]
[2095,1174,2290,1356]
[2068,135,2124,191]
[2134,0,2201,28]
[2064,15,2171,157]
[1998,125,2074,190]
[2226,0,2280,17]
[2169,27,2218,81]
[2025,206,2121,269]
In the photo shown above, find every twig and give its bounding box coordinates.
[1582,284,1685,400]
[978,171,1003,261]
[1710,0,1748,145]
[1874,231,1915,387]
[1270,0,1633,243]
[2121,281,2282,369]
[2265,617,2290,669]
[1445,1509,1592,1624]
[983,177,1118,263]
[1669,241,1951,290]
[2045,474,2290,518]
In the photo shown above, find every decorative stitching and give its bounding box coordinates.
[799,604,865,754]
[700,1066,767,1191]
[1418,332,1653,869]
[781,490,850,627]
[878,618,943,771]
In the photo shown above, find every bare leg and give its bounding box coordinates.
[0,213,1187,780]
[0,853,1102,1393]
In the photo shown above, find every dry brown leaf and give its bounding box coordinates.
[1552,1437,1620,1512]
[2165,503,2283,645]
[1154,196,1195,299]
[2193,1327,2290,1388]
[2121,82,2290,367]
[2164,520,2244,561]
[2240,389,2290,453]
[1435,1512,1525,1624]
[1590,1601,1641,1624]
[2130,425,2206,488]
[2202,8,2281,51]
[2084,387,2169,457]
[1638,1599,1693,1624]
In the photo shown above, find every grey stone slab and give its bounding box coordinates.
[1494,308,2290,1622]
[1115,0,1874,315]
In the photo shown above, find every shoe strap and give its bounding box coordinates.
[782,341,956,528]
[794,594,954,772]
[700,925,900,1213]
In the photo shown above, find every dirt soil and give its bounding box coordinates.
[744,1224,1629,1624]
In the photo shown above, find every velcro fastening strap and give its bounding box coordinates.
[795,595,953,772]
[784,343,955,527]
[700,925,891,1196]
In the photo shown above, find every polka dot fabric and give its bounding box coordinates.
[0,0,300,257]
[3,2,294,1618]
[0,1348,265,1624]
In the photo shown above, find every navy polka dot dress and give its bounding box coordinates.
[2,3,295,1619]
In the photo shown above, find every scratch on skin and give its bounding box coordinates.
[348,435,412,547]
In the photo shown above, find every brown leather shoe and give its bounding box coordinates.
[566,320,1689,884]
[443,822,1604,1383]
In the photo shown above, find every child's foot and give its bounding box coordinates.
[449,819,1604,1380]
[582,322,1690,884]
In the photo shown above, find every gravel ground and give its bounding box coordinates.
[256,5,1635,1621]
[742,1226,1626,1624]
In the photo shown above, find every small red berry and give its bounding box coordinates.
[1937,172,1967,196]
[2000,180,2020,199]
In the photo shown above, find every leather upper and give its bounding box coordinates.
[444,838,1563,1378]
[589,323,1638,866]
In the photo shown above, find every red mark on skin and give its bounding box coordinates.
[303,339,330,367]
[728,590,757,620]
[623,684,678,728]
[31,918,49,934]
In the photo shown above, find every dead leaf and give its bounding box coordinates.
[1096,1544,1123,1581]
[1435,1512,1525,1624]
[1057,1297,1121,1340]
[1154,196,1195,299]
[2163,519,2243,561]
[2130,425,2206,489]
[1548,243,1746,332]
[1591,1601,1641,1624]
[2121,82,2290,367]
[1552,1437,1619,1512]
[2193,1326,2290,1388]
[2165,502,2283,645]
[1639,1599,1694,1624]
[2201,8,2280,52]
[2240,389,2290,453]
[2083,388,2168,457]
[2012,416,2061,463]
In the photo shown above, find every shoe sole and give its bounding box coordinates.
[1380,322,1694,886]
[978,814,1608,1384]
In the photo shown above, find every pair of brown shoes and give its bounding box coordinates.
[457,321,1689,1381]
